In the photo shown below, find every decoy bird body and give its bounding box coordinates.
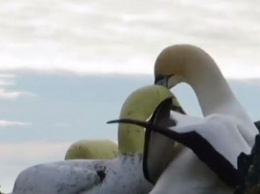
[12,85,178,194]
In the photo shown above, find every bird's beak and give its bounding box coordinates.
[154,75,167,86]
[154,75,173,88]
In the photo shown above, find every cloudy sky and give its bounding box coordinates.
[0,0,260,192]
[1,0,260,77]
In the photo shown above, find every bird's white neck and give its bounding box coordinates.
[176,47,254,128]
[184,59,237,117]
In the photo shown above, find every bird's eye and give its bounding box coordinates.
[154,75,165,84]
[154,74,175,88]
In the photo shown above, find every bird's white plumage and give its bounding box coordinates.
[169,112,251,167]
[150,44,259,194]
[155,44,258,146]
[113,109,247,194]
[144,112,251,194]
[149,148,232,194]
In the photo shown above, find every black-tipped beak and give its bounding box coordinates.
[107,119,166,135]
[107,119,148,127]
[107,118,180,142]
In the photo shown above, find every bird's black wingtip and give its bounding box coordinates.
[106,119,120,124]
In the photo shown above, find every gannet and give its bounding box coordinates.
[154,44,260,136]
[108,45,259,193]
[107,96,251,193]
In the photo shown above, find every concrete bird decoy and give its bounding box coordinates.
[65,140,118,160]
[11,85,181,194]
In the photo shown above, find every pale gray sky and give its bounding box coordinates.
[0,0,259,78]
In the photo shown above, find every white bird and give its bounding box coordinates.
[153,44,259,144]
[108,44,259,194]
[65,139,118,160]
[108,96,251,193]
[11,85,179,194]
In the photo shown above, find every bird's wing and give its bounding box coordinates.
[107,116,247,187]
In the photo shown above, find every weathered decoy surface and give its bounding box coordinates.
[11,85,178,194]
[65,140,118,160]
[235,134,260,194]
